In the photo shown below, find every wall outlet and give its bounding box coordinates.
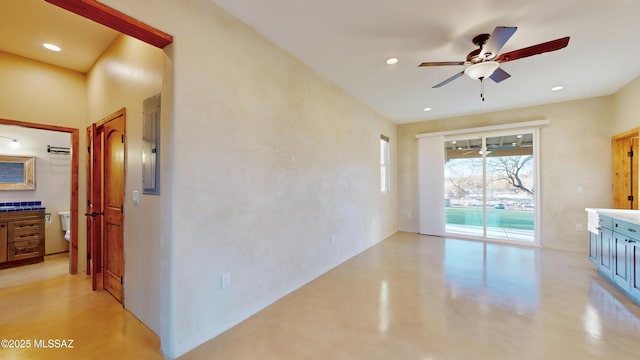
[221,272,231,289]
[330,234,336,244]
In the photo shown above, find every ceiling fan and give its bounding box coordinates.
[418,26,570,100]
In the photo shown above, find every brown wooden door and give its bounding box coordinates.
[612,129,639,209]
[86,123,103,290]
[103,111,126,303]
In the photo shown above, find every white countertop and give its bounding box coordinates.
[585,208,640,224]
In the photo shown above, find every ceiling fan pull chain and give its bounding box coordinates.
[480,78,485,102]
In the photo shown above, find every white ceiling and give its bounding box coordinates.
[212,0,640,123]
[2,1,640,123]
[0,0,117,73]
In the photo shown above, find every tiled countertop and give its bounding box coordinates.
[0,201,45,212]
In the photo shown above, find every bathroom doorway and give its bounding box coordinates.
[0,118,80,274]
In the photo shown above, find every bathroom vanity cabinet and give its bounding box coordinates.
[0,210,45,269]
[586,208,640,305]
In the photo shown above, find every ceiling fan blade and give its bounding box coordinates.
[433,71,465,88]
[481,26,517,59]
[489,67,511,83]
[496,36,570,63]
[419,61,465,67]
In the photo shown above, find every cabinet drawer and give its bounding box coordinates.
[8,239,42,261]
[10,219,41,235]
[597,215,613,230]
[589,213,613,230]
[613,219,640,240]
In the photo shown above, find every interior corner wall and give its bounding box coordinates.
[0,51,85,257]
[612,75,640,135]
[86,34,164,335]
[99,1,397,358]
[398,97,613,252]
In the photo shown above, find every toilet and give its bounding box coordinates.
[58,211,70,241]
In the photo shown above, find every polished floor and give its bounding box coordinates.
[2,234,640,359]
[181,232,640,360]
[0,253,163,360]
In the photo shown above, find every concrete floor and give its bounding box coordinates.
[181,232,640,359]
[2,233,640,359]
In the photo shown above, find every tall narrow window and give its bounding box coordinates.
[380,135,390,192]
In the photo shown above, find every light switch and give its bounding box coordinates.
[133,190,140,205]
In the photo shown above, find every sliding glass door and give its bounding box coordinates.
[444,130,537,244]
[444,135,484,237]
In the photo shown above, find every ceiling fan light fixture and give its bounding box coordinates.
[464,61,499,80]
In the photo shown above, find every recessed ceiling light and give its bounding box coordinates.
[423,107,432,112]
[551,85,564,92]
[516,134,523,138]
[43,43,61,52]
[385,57,399,65]
[451,141,457,144]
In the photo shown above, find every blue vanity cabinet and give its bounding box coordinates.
[612,218,640,303]
[630,241,640,301]
[613,232,631,289]
[588,229,598,264]
[587,210,640,304]
[588,213,613,279]
[588,211,599,264]
[599,226,613,278]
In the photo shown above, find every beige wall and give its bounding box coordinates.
[0,51,86,127]
[86,34,165,335]
[0,124,71,254]
[101,0,397,358]
[612,75,640,134]
[398,97,613,252]
[0,51,85,256]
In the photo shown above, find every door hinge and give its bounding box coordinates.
[87,252,91,261]
[120,276,124,285]
[121,134,124,143]
[628,150,634,157]
[87,146,91,153]
[87,200,91,207]
[628,195,634,201]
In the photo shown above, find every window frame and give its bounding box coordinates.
[380,135,390,193]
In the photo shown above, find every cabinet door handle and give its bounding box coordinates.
[629,228,637,233]
[595,226,602,230]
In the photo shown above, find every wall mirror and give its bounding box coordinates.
[0,155,35,190]
[142,93,161,194]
